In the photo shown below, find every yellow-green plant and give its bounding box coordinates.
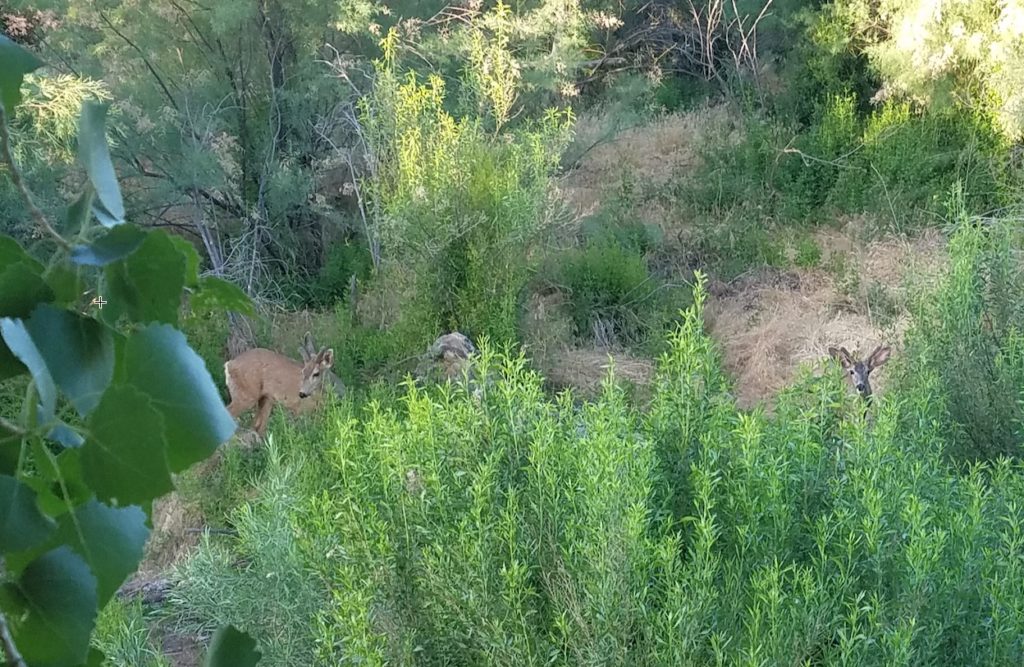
[362,29,572,345]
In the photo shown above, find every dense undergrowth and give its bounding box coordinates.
[165,252,1024,664]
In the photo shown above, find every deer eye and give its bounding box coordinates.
[313,371,320,378]
[849,370,854,375]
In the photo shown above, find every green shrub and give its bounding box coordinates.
[793,233,822,268]
[899,209,1024,461]
[363,31,571,352]
[170,442,326,667]
[557,241,653,339]
[829,103,1007,228]
[311,239,374,308]
[171,274,1024,665]
[92,599,170,667]
[683,213,787,280]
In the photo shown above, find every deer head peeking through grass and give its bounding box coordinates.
[829,344,891,402]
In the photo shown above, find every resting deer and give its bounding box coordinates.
[424,332,477,379]
[224,332,343,437]
[828,344,891,403]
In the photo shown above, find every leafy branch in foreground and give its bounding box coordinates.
[0,34,259,667]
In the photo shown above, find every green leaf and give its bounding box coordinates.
[0,35,43,115]
[81,384,172,505]
[0,238,53,380]
[66,189,95,236]
[0,474,56,554]
[70,223,147,267]
[78,102,124,227]
[0,261,53,318]
[58,499,148,606]
[120,324,235,471]
[192,276,256,316]
[30,446,91,516]
[45,265,83,305]
[0,264,53,380]
[2,546,98,667]
[205,625,262,667]
[23,305,114,417]
[106,231,186,324]
[0,234,44,272]
[0,422,18,475]
[1,317,57,422]
[46,421,85,448]
[167,234,201,287]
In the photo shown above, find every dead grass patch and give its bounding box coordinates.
[137,491,205,579]
[560,105,736,222]
[544,347,656,398]
[706,229,947,409]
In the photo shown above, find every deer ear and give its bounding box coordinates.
[868,345,891,369]
[829,346,853,368]
[322,348,334,367]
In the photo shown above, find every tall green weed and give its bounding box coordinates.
[174,273,1024,665]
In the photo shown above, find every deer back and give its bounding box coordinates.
[225,347,314,415]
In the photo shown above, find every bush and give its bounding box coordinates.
[170,442,326,667]
[363,30,571,352]
[172,275,1024,665]
[309,239,374,308]
[828,103,1007,228]
[557,240,656,342]
[899,207,1024,461]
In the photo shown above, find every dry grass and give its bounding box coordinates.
[545,347,656,398]
[706,227,947,408]
[137,491,204,578]
[559,105,736,224]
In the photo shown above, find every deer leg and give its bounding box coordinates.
[252,396,274,437]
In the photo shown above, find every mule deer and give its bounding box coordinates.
[828,344,891,402]
[224,332,343,437]
[413,331,477,381]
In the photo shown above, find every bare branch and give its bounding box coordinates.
[0,613,27,667]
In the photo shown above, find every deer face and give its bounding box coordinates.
[298,332,335,400]
[829,345,891,400]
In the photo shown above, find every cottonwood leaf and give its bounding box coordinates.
[0,35,43,114]
[205,625,262,667]
[58,499,148,606]
[167,233,201,287]
[192,276,255,316]
[71,223,146,267]
[78,102,124,227]
[45,265,83,305]
[0,475,56,554]
[119,324,235,470]
[1,546,98,667]
[1,317,57,423]
[0,234,44,272]
[106,230,186,325]
[22,305,114,417]
[0,255,53,380]
[81,383,173,505]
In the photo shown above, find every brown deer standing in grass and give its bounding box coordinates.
[224,332,344,437]
[829,344,891,404]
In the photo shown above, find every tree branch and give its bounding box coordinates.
[0,613,26,667]
[0,104,70,250]
[98,13,180,112]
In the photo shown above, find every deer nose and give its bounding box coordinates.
[855,383,865,392]
[299,391,309,398]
